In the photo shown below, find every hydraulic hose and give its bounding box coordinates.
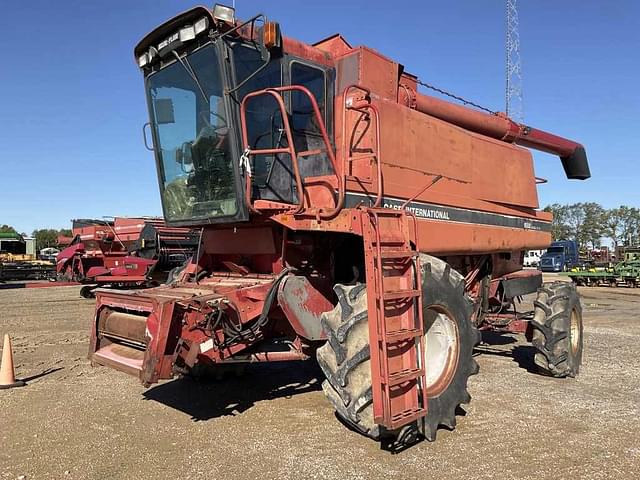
[209,266,295,347]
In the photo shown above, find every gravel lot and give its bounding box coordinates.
[1,277,639,479]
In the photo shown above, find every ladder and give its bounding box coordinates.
[362,208,428,430]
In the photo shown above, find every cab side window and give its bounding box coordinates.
[291,62,325,133]
[290,62,333,179]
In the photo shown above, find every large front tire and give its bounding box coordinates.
[531,282,583,377]
[316,255,480,442]
[316,283,380,438]
[418,254,480,441]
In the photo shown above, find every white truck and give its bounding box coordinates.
[524,250,545,268]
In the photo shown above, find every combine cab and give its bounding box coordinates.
[56,217,197,297]
[89,4,590,449]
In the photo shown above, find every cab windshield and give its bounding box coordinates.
[148,44,236,221]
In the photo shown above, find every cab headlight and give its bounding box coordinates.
[194,17,209,35]
[179,25,196,42]
[179,17,209,42]
[138,53,149,68]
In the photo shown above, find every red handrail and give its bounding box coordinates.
[342,85,383,209]
[240,89,302,214]
[239,85,340,217]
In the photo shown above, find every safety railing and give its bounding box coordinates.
[342,85,383,209]
[239,85,340,218]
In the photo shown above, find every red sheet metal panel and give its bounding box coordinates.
[367,98,538,209]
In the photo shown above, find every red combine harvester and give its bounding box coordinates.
[89,5,590,449]
[57,217,197,297]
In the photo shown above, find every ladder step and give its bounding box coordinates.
[369,210,406,218]
[383,289,421,300]
[386,328,423,343]
[373,238,406,246]
[389,407,427,428]
[379,250,418,259]
[387,367,424,387]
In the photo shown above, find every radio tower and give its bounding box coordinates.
[506,0,523,123]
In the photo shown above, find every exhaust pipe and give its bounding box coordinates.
[411,91,590,180]
[516,129,590,180]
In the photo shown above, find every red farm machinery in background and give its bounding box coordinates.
[87,4,590,450]
[56,217,198,297]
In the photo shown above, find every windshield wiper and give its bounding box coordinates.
[171,50,209,105]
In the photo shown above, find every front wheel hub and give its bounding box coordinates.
[423,306,460,396]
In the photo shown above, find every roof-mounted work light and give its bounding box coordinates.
[212,4,235,24]
[179,17,210,42]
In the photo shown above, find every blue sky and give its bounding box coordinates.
[1,1,638,234]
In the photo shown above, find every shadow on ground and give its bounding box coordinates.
[21,367,64,383]
[143,360,323,421]
[476,331,538,374]
[145,332,543,423]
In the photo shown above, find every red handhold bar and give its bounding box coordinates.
[239,85,341,217]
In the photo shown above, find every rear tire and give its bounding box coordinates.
[531,282,583,377]
[316,254,480,442]
[80,285,96,299]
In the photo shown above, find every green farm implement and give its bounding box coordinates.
[564,261,640,287]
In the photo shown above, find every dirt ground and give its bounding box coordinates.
[1,276,639,479]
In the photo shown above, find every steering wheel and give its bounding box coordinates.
[198,110,230,151]
[175,110,229,174]
[200,110,228,132]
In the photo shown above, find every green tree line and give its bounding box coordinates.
[543,203,640,249]
[0,225,19,234]
[31,228,73,250]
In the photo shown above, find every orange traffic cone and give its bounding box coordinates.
[0,334,25,389]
